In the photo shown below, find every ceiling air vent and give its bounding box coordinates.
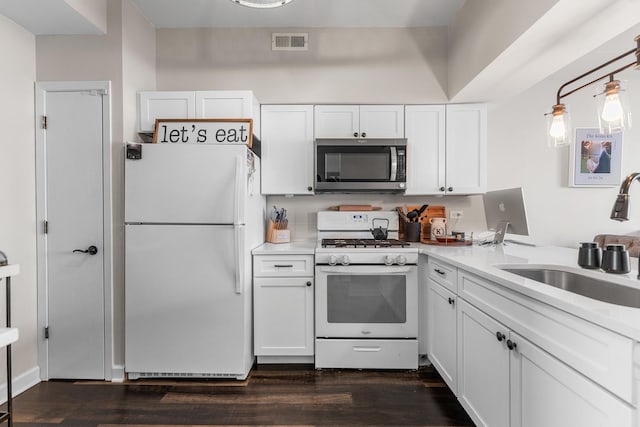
[272,33,308,51]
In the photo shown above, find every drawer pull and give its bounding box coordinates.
[434,268,446,275]
[306,281,312,287]
[274,264,293,268]
[496,331,506,342]
[507,339,517,351]
[448,297,455,305]
[353,346,381,352]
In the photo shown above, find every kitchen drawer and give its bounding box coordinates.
[253,255,314,277]
[427,258,457,293]
[315,339,418,370]
[458,270,633,403]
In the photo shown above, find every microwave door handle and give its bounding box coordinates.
[390,147,398,181]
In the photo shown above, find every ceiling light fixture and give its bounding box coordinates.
[546,34,640,147]
[231,0,295,8]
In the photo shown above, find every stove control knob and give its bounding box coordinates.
[328,255,338,266]
[396,255,407,266]
[341,255,350,266]
[384,255,394,266]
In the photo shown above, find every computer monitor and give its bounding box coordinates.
[483,187,530,244]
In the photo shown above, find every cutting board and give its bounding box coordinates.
[327,205,382,211]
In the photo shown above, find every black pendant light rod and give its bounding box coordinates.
[555,46,637,105]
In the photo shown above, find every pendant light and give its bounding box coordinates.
[594,78,631,134]
[230,0,295,8]
[546,34,639,146]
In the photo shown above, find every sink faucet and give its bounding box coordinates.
[611,172,640,279]
[610,173,640,221]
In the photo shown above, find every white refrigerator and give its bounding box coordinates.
[124,143,265,380]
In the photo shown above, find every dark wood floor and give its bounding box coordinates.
[9,365,474,426]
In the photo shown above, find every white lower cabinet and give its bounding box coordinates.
[427,280,458,393]
[253,255,314,362]
[510,332,633,427]
[425,256,635,427]
[457,299,510,427]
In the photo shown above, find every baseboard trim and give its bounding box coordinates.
[0,366,41,403]
[111,364,125,382]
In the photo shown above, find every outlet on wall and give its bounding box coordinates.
[450,210,464,219]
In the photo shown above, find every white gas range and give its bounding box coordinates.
[314,211,419,370]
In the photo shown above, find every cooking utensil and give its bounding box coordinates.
[396,207,410,223]
[407,204,429,222]
[370,218,389,240]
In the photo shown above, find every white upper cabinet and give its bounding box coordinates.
[138,91,196,132]
[404,105,445,195]
[314,105,404,139]
[261,105,315,195]
[138,90,260,137]
[404,103,486,195]
[196,90,261,138]
[445,104,487,195]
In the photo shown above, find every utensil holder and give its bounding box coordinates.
[266,219,290,244]
[405,222,421,242]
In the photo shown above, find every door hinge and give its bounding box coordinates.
[42,115,47,130]
[43,220,48,234]
[44,327,49,339]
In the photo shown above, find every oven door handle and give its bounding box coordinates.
[317,266,414,274]
[389,146,398,181]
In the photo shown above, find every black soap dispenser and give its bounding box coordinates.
[577,242,601,269]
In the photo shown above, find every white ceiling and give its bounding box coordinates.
[132,0,464,28]
[0,0,105,34]
[131,0,466,29]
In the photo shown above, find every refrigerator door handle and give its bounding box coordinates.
[234,155,246,225]
[234,225,245,294]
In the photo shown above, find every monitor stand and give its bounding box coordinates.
[492,221,510,245]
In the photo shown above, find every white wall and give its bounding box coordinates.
[156,27,448,103]
[0,15,38,382]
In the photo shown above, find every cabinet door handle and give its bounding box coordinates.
[507,339,517,351]
[307,186,313,191]
[448,186,454,192]
[274,264,293,268]
[496,331,505,342]
[361,132,366,138]
[434,268,445,275]
[439,186,445,192]
[306,281,312,287]
[448,297,455,305]
[353,132,358,137]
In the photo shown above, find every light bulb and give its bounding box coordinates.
[601,93,624,122]
[549,114,566,139]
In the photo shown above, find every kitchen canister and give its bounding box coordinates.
[429,217,447,240]
[577,242,601,269]
[601,244,630,274]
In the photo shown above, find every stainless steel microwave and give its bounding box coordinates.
[315,138,407,193]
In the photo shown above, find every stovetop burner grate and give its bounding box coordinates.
[321,238,410,248]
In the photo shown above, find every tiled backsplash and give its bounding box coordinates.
[266,194,488,241]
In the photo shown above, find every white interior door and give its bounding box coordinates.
[36,82,111,380]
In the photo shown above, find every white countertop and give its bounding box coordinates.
[253,240,316,255]
[419,243,640,341]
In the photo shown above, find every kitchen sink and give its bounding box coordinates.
[499,267,640,308]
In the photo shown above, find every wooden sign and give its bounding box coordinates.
[153,118,253,147]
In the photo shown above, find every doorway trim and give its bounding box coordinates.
[35,81,113,380]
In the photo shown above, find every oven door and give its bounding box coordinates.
[315,139,406,192]
[315,264,418,338]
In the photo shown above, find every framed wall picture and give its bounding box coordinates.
[569,128,622,187]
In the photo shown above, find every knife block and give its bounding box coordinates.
[266,219,290,244]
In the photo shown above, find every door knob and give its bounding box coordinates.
[73,245,98,255]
